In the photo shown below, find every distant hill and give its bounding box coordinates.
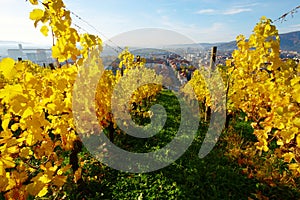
[279,31,300,52]
[1,31,299,57]
[196,31,300,52]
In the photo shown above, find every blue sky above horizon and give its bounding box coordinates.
[0,0,299,46]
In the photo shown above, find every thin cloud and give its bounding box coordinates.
[234,2,261,8]
[280,24,300,33]
[223,8,252,15]
[156,9,164,14]
[198,22,227,34]
[196,9,216,14]
[157,15,234,42]
[195,6,253,16]
[290,24,300,28]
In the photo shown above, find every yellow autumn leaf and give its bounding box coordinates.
[0,162,5,176]
[262,145,269,152]
[0,175,8,191]
[5,172,17,191]
[22,107,34,119]
[29,9,44,21]
[5,141,19,153]
[19,147,33,159]
[12,94,28,106]
[57,164,72,175]
[0,155,15,174]
[39,174,51,184]
[42,162,58,172]
[74,168,82,183]
[47,103,57,114]
[296,134,300,147]
[29,0,38,5]
[25,133,35,146]
[295,95,300,104]
[1,115,11,132]
[15,61,25,72]
[0,58,16,80]
[292,84,300,103]
[276,123,285,130]
[37,185,48,197]
[283,152,295,163]
[0,130,13,141]
[52,175,67,187]
[51,45,61,59]
[40,25,49,37]
[275,107,284,115]
[10,123,19,131]
[291,77,300,86]
[293,117,300,128]
[289,163,299,171]
[26,182,43,196]
[0,84,23,103]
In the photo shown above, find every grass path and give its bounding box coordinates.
[48,90,300,199]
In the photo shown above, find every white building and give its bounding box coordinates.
[7,44,53,65]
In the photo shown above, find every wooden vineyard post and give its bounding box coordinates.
[210,46,217,71]
[205,46,217,121]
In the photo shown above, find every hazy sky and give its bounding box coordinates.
[0,0,299,46]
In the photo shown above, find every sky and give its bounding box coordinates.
[0,0,299,47]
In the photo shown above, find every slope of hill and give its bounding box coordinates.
[279,31,300,52]
[197,31,300,52]
[1,31,299,57]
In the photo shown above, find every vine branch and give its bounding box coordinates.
[274,5,300,22]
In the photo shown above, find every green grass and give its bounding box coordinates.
[63,89,300,200]
[2,89,299,199]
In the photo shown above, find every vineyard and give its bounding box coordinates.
[1,0,300,199]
